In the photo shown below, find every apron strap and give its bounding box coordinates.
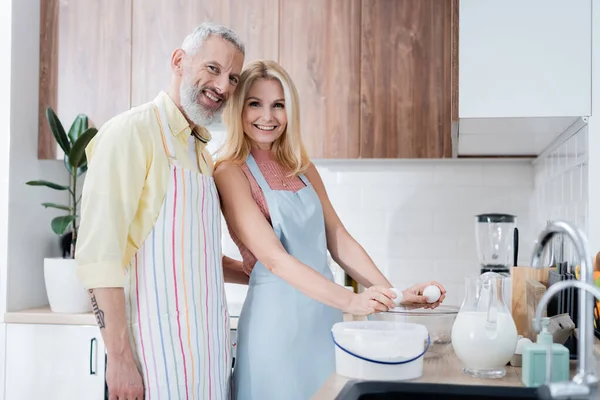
[153,98,177,160]
[298,174,310,186]
[245,154,272,193]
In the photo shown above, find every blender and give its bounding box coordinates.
[475,213,517,276]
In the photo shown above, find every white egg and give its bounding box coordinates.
[390,288,403,307]
[422,285,441,303]
[515,337,532,355]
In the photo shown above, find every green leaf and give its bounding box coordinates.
[42,202,72,211]
[78,162,88,175]
[25,180,69,191]
[51,215,76,235]
[68,127,98,168]
[67,114,89,144]
[64,155,88,176]
[46,107,71,155]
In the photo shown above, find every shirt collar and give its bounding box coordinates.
[155,91,212,144]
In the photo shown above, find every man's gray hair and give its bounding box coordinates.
[181,22,245,56]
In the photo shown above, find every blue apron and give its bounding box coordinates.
[233,154,344,400]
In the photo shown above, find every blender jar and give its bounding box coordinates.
[475,213,516,275]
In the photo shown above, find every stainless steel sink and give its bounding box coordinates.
[335,380,543,400]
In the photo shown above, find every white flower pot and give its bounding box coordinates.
[44,257,92,313]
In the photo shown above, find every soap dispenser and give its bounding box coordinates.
[521,317,570,387]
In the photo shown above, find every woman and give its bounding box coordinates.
[214,60,446,400]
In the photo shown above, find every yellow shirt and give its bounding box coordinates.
[76,91,214,288]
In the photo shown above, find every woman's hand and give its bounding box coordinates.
[402,281,447,309]
[344,286,396,315]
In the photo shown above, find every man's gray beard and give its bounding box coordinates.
[179,78,223,127]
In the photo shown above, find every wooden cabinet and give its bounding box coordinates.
[38,0,132,159]
[279,0,361,159]
[5,324,106,400]
[131,0,279,107]
[279,0,455,159]
[39,0,279,158]
[38,0,456,160]
[360,0,455,158]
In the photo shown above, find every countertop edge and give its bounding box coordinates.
[4,305,239,329]
[5,307,96,325]
[312,350,527,399]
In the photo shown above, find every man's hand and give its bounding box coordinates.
[106,355,145,400]
[222,255,249,284]
[402,281,447,309]
[88,288,144,400]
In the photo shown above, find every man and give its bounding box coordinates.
[75,22,247,400]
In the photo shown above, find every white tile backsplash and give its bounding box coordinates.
[218,126,590,309]
[221,159,536,307]
[433,164,484,185]
[532,126,589,264]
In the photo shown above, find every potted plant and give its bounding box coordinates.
[26,107,98,313]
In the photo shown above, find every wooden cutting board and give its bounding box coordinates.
[526,279,548,341]
[511,266,550,337]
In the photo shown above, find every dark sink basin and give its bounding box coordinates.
[335,380,543,400]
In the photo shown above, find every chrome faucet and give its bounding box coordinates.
[532,221,598,398]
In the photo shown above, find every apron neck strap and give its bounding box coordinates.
[298,174,309,186]
[153,98,177,159]
[245,154,272,192]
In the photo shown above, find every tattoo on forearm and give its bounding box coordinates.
[88,289,106,329]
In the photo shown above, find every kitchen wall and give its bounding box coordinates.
[220,158,536,307]
[532,125,589,264]
[2,0,68,315]
[0,0,13,323]
[0,0,12,396]
[588,2,600,256]
[0,1,69,394]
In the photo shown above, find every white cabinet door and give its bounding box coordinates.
[459,0,591,118]
[5,324,106,400]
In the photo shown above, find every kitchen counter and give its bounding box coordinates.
[314,342,600,399]
[4,305,240,329]
[312,350,526,399]
[311,319,600,398]
[5,305,96,325]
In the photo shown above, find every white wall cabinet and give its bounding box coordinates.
[459,0,592,119]
[5,324,106,400]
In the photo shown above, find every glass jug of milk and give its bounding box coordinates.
[451,272,518,378]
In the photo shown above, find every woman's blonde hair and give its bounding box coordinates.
[215,60,310,176]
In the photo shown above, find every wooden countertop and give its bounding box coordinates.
[4,305,239,329]
[314,330,600,400]
[312,350,526,399]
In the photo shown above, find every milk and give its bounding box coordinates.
[451,311,518,370]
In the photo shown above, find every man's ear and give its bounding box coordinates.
[171,48,186,76]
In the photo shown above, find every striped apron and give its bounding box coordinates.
[123,98,231,399]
